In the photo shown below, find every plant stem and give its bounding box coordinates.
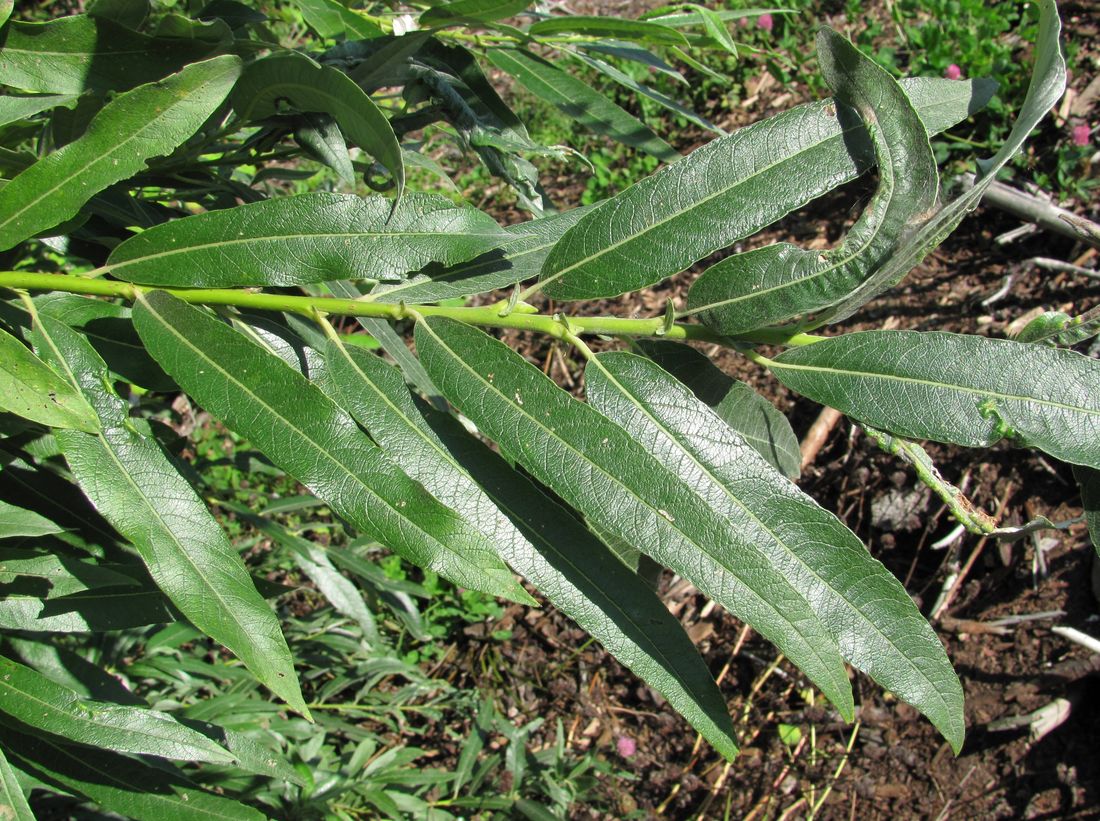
[0,271,819,347]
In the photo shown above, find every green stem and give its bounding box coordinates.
[0,271,827,348]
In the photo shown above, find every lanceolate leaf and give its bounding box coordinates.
[0,723,266,821]
[487,48,678,163]
[421,0,531,26]
[30,315,307,715]
[131,291,529,603]
[232,51,404,199]
[0,93,79,129]
[634,340,800,478]
[0,501,64,538]
[816,0,1065,325]
[0,747,34,821]
[371,207,587,304]
[770,331,1100,470]
[298,0,383,40]
[415,317,854,718]
[686,28,939,334]
[0,326,99,433]
[1073,466,1100,557]
[585,351,965,751]
[106,192,507,288]
[538,76,996,300]
[0,15,223,95]
[0,655,234,763]
[528,16,689,47]
[324,338,740,758]
[0,55,241,252]
[0,586,173,633]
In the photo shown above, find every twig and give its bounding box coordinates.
[955,173,1100,249]
[800,407,844,470]
[1028,256,1100,281]
[1052,625,1100,655]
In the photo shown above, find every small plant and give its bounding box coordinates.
[0,0,1090,817]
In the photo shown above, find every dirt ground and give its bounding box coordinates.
[419,4,1100,818]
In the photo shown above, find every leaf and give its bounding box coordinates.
[686,28,939,335]
[131,291,529,603]
[295,112,355,184]
[634,340,800,478]
[0,723,266,821]
[414,317,853,719]
[0,326,99,432]
[0,501,64,538]
[528,17,688,47]
[0,655,233,763]
[0,55,241,252]
[298,0,383,40]
[770,331,1100,470]
[0,93,79,129]
[538,76,996,300]
[324,337,739,758]
[371,207,588,304]
[1073,466,1100,557]
[106,192,507,288]
[816,0,1065,325]
[0,747,34,821]
[585,351,964,751]
[30,315,307,715]
[232,51,403,199]
[487,48,678,163]
[0,585,175,632]
[421,0,532,26]
[0,14,224,95]
[0,0,12,26]
[580,41,687,84]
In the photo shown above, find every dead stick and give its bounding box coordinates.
[801,407,844,470]
[955,173,1100,249]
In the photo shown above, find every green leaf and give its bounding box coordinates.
[298,0,383,39]
[0,93,79,129]
[770,331,1100,470]
[0,655,233,763]
[421,0,531,26]
[487,48,678,163]
[815,0,1065,325]
[295,112,355,184]
[0,549,138,594]
[0,722,266,821]
[0,501,64,538]
[538,76,995,300]
[106,192,507,288]
[232,51,403,200]
[528,17,688,47]
[686,28,939,334]
[634,340,800,478]
[1073,466,1100,557]
[585,351,964,752]
[371,207,588,304]
[0,326,99,433]
[414,317,853,719]
[0,55,241,252]
[0,747,34,821]
[31,315,307,715]
[0,585,175,632]
[131,291,529,603]
[0,0,12,26]
[0,14,223,95]
[324,337,739,758]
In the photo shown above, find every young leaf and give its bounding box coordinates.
[0,55,241,251]
[31,315,307,715]
[585,351,965,752]
[0,15,223,94]
[686,28,939,334]
[0,747,34,821]
[528,17,689,47]
[0,655,234,763]
[371,207,588,305]
[421,0,532,26]
[324,338,740,759]
[232,51,404,200]
[815,0,1065,325]
[487,48,679,163]
[131,291,530,603]
[769,331,1100,470]
[538,76,995,300]
[0,723,266,821]
[106,192,508,288]
[415,317,854,719]
[634,340,800,478]
[0,326,99,433]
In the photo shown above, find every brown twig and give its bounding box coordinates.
[800,406,844,470]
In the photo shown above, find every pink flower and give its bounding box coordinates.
[944,64,962,80]
[1072,124,1091,147]
[616,735,637,758]
[757,13,773,32]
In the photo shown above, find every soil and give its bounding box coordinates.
[418,4,1100,818]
